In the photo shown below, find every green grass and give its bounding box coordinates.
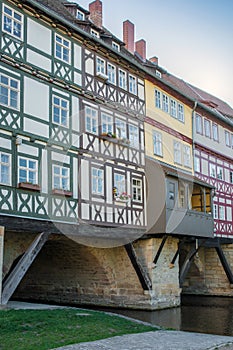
[0,308,155,350]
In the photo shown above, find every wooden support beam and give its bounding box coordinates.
[153,235,168,265]
[0,226,4,304]
[1,231,50,305]
[215,246,233,284]
[125,243,152,291]
[179,246,199,286]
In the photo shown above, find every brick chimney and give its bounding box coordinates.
[135,39,146,61]
[123,20,135,54]
[149,56,159,65]
[89,0,103,28]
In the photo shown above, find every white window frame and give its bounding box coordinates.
[217,166,223,180]
[119,69,127,90]
[230,171,233,184]
[170,99,177,118]
[153,131,163,157]
[52,95,69,127]
[92,167,104,195]
[204,119,211,138]
[91,29,100,38]
[107,63,116,85]
[174,141,181,164]
[76,10,84,20]
[225,131,231,147]
[209,163,216,178]
[194,156,200,173]
[112,41,120,51]
[155,89,161,109]
[183,145,191,167]
[52,164,70,191]
[129,124,139,148]
[18,157,38,185]
[0,152,11,185]
[212,123,219,141]
[162,94,169,113]
[2,4,23,40]
[55,34,70,63]
[129,75,137,95]
[178,103,184,122]
[213,204,218,219]
[96,57,105,74]
[85,106,98,135]
[115,118,127,139]
[219,205,225,221]
[114,173,126,196]
[132,178,142,202]
[0,73,19,110]
[101,113,113,134]
[195,114,203,134]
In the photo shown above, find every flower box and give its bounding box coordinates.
[52,189,73,197]
[18,182,41,192]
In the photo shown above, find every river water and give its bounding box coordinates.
[99,295,233,336]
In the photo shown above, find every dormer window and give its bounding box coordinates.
[91,29,100,38]
[77,10,85,21]
[155,70,162,78]
[112,41,120,52]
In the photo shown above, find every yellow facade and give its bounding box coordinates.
[145,80,194,174]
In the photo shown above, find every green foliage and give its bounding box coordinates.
[0,308,155,350]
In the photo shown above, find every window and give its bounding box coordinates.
[178,103,184,122]
[91,29,99,38]
[170,99,177,118]
[178,183,186,208]
[129,124,139,148]
[76,10,84,20]
[107,63,116,84]
[219,205,225,220]
[162,94,169,113]
[213,204,218,219]
[194,156,200,173]
[217,166,223,180]
[209,163,216,178]
[212,123,219,141]
[153,131,163,156]
[195,114,203,134]
[3,4,23,40]
[112,41,120,51]
[53,165,70,190]
[155,89,161,109]
[85,106,98,134]
[230,171,233,184]
[132,179,142,202]
[55,34,70,63]
[155,70,162,78]
[0,152,10,185]
[0,74,19,109]
[174,141,181,164]
[183,145,191,167]
[96,57,105,74]
[119,70,127,90]
[92,167,104,195]
[115,118,127,139]
[129,75,137,95]
[101,113,113,134]
[114,173,125,196]
[18,157,38,184]
[52,95,69,127]
[225,131,231,147]
[204,119,211,138]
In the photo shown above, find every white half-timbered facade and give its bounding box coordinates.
[0,0,147,236]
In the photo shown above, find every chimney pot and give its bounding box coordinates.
[123,20,135,54]
[149,56,159,65]
[135,39,146,61]
[89,0,103,28]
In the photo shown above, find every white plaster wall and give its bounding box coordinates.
[71,96,79,132]
[74,44,82,71]
[27,18,51,55]
[72,157,78,199]
[0,137,11,150]
[106,166,112,203]
[81,159,89,200]
[51,152,70,165]
[41,149,48,193]
[27,49,51,72]
[17,143,38,157]
[24,77,49,121]
[24,118,49,138]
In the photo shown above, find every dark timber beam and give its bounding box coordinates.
[125,243,152,291]
[215,246,233,284]
[153,235,168,265]
[179,246,199,286]
[1,231,50,305]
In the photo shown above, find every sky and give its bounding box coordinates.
[74,0,233,108]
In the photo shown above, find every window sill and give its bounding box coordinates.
[18,183,41,192]
[52,189,73,197]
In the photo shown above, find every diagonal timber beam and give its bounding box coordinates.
[125,243,152,291]
[1,231,50,305]
[215,246,233,284]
